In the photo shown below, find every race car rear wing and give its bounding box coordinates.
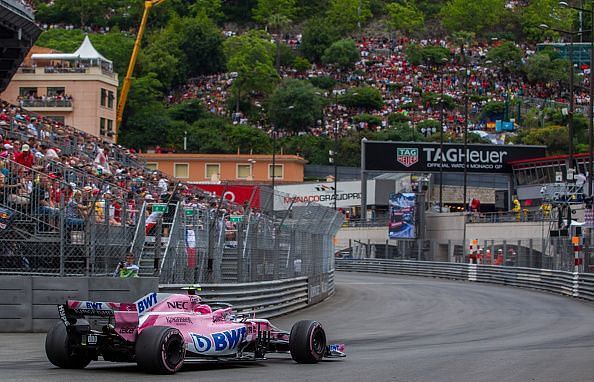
[59,299,138,325]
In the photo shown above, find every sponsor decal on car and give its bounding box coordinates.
[119,327,136,334]
[190,327,247,354]
[165,317,192,325]
[135,292,158,314]
[58,305,69,326]
[167,301,190,310]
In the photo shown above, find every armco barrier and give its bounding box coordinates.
[160,274,335,319]
[1,273,335,332]
[0,276,158,332]
[335,259,594,301]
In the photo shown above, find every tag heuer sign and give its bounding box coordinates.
[364,141,546,174]
[396,148,419,167]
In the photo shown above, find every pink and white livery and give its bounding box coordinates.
[45,287,345,374]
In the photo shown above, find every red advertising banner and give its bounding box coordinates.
[189,184,260,208]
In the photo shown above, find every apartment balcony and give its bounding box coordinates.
[20,98,73,112]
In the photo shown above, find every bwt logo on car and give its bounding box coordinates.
[136,293,158,314]
[86,302,103,309]
[190,327,247,353]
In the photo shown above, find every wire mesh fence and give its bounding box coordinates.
[157,195,344,284]
[0,159,140,276]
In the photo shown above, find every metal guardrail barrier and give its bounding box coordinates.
[336,258,594,302]
[160,276,312,319]
[165,273,335,319]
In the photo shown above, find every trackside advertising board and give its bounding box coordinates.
[275,181,376,210]
[364,142,546,174]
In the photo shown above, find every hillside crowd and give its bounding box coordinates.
[171,35,590,139]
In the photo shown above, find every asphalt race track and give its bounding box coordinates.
[3,272,594,382]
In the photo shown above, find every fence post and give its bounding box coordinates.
[154,218,162,276]
[59,191,65,276]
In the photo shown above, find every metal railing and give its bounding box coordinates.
[465,210,556,223]
[336,258,594,302]
[160,277,311,319]
[20,99,73,108]
[0,159,141,276]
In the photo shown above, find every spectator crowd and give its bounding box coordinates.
[169,34,590,140]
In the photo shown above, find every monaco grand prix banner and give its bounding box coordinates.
[364,141,546,174]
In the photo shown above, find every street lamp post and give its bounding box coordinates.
[463,67,470,212]
[540,23,583,175]
[560,1,594,196]
[437,59,448,213]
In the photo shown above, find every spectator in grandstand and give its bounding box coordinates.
[0,143,13,159]
[65,190,85,228]
[113,252,139,278]
[32,175,59,217]
[94,146,111,175]
[40,144,59,161]
[14,144,33,168]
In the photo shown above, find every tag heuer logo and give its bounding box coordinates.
[397,148,419,167]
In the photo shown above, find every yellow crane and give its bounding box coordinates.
[115,0,166,143]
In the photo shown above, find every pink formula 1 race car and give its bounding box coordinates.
[45,288,345,374]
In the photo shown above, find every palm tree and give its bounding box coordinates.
[267,13,291,71]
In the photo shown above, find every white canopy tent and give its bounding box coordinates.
[31,35,113,71]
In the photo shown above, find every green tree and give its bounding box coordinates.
[224,31,279,111]
[267,13,293,69]
[322,39,360,69]
[280,135,332,165]
[293,56,312,73]
[340,86,383,110]
[178,15,226,77]
[486,41,523,75]
[119,73,171,150]
[481,101,505,120]
[524,51,567,85]
[167,100,207,124]
[253,0,296,24]
[300,17,339,63]
[326,0,372,34]
[386,1,424,35]
[440,0,506,36]
[450,31,475,64]
[405,44,450,66]
[189,0,224,22]
[268,79,325,132]
[514,125,569,154]
[519,0,573,42]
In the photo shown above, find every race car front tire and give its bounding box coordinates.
[289,320,327,364]
[135,326,185,374]
[45,321,92,369]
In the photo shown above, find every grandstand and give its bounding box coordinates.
[0,0,40,92]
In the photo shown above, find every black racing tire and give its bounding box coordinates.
[289,320,327,364]
[135,326,185,374]
[45,321,91,369]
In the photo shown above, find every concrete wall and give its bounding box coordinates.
[335,226,387,251]
[0,276,158,332]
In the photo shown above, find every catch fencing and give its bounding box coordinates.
[158,197,344,285]
[335,258,594,302]
[0,155,344,285]
[0,158,140,276]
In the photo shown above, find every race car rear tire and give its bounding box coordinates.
[45,321,92,369]
[289,320,326,364]
[136,326,185,374]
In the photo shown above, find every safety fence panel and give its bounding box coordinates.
[160,277,311,319]
[336,259,594,301]
[336,258,469,281]
[0,159,142,276]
